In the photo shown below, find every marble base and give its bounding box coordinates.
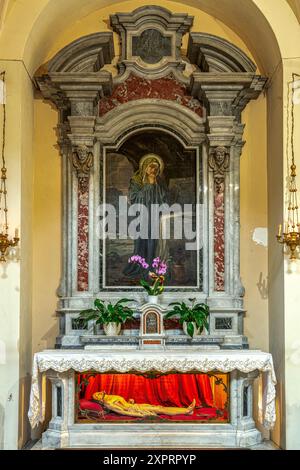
[56,310,249,350]
[42,425,262,449]
[28,438,280,450]
[40,367,264,450]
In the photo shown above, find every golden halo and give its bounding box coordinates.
[139,153,164,175]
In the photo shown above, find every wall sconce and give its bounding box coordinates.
[277,73,300,260]
[0,71,20,262]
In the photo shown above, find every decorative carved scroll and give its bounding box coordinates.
[72,145,94,193]
[77,188,89,292]
[71,145,93,291]
[209,147,230,292]
[208,146,230,193]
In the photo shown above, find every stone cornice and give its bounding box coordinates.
[110,6,193,36]
[36,71,113,112]
[191,72,267,118]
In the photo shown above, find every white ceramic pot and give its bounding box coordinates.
[147,295,159,304]
[103,322,121,336]
[183,322,207,338]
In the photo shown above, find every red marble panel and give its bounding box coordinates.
[77,181,89,291]
[214,179,225,291]
[99,75,203,117]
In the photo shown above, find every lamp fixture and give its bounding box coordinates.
[277,73,300,260]
[0,71,19,262]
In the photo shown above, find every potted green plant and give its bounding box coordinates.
[75,298,135,336]
[164,298,210,338]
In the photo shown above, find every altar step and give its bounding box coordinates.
[79,334,248,350]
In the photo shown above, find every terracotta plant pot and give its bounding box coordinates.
[103,322,121,336]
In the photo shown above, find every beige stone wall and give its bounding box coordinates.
[31,100,60,354]
[241,94,268,351]
[0,59,33,449]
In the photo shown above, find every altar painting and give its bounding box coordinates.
[103,131,202,289]
[76,372,229,423]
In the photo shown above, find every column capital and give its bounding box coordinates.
[206,116,236,148]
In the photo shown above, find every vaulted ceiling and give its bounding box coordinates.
[287,0,300,23]
[1,0,299,31]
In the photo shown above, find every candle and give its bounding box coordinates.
[278,224,282,237]
[15,228,19,239]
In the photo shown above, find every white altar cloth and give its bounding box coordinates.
[28,349,276,430]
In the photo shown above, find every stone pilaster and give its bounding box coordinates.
[35,33,114,296]
[192,71,265,309]
[208,146,230,292]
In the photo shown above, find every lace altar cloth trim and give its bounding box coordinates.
[28,350,276,430]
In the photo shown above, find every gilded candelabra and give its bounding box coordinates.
[277,73,300,260]
[0,71,19,262]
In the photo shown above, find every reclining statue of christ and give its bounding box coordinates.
[93,391,196,417]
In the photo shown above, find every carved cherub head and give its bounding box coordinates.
[76,145,89,162]
[214,146,228,167]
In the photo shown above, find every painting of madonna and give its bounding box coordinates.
[104,130,200,288]
[123,153,169,278]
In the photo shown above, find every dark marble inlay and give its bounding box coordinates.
[56,386,62,417]
[243,385,249,417]
[215,317,232,330]
[132,29,171,64]
[72,318,88,330]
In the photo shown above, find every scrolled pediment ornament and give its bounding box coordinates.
[71,145,94,192]
[208,146,230,193]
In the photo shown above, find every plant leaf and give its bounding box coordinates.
[187,322,194,338]
[115,298,132,305]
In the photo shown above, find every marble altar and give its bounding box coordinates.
[30,5,275,450]
[28,349,276,449]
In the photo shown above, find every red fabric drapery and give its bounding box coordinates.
[82,373,214,408]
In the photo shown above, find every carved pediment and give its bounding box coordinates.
[47,32,115,73]
[35,33,114,113]
[110,6,193,78]
[187,33,257,73]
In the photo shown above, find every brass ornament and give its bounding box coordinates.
[277,73,300,260]
[0,71,20,262]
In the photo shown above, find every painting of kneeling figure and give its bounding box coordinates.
[76,372,229,423]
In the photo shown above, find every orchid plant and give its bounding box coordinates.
[128,255,168,296]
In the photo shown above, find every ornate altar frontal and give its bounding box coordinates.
[28,5,276,449]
